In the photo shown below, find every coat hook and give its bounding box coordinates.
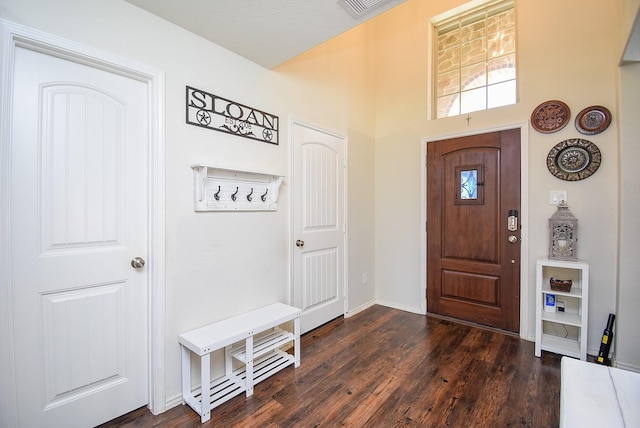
[247,188,254,202]
[214,185,221,201]
[261,188,269,202]
[231,187,239,201]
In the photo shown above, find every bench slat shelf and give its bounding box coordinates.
[179,303,301,423]
[230,327,295,363]
[185,349,295,415]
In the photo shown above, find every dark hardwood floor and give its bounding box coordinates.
[100,305,561,427]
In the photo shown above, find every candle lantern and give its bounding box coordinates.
[548,202,578,260]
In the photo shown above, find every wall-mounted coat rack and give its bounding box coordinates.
[192,164,284,211]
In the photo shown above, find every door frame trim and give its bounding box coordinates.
[289,118,348,325]
[0,20,166,426]
[421,122,529,338]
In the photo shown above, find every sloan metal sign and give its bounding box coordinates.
[186,86,279,145]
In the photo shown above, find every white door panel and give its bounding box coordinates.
[10,46,148,427]
[293,123,346,333]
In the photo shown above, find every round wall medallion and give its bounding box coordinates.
[531,100,570,133]
[547,139,601,181]
[575,105,612,135]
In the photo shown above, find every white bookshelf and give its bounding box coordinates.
[535,258,589,360]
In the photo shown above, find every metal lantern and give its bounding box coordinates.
[548,202,578,260]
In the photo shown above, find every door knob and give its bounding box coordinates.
[508,235,518,244]
[296,240,305,248]
[131,257,146,269]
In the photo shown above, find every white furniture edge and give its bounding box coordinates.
[561,356,640,427]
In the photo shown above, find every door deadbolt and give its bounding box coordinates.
[508,235,518,244]
[296,240,305,248]
[131,257,146,269]
[507,209,518,232]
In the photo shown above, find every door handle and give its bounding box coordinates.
[296,240,305,248]
[131,257,146,269]
[508,235,518,244]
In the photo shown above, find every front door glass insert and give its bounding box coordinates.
[460,169,478,199]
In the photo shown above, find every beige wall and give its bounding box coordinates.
[364,0,627,362]
[618,63,640,371]
[277,0,637,367]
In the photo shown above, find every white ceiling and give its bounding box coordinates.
[125,0,406,69]
[125,0,640,68]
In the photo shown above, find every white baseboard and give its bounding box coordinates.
[374,299,423,315]
[614,360,640,373]
[345,300,376,318]
[165,393,184,412]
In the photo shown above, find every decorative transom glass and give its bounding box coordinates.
[434,0,516,119]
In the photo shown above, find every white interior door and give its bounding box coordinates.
[292,122,346,334]
[9,45,149,427]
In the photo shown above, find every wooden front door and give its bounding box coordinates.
[427,129,521,332]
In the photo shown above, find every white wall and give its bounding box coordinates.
[0,0,379,408]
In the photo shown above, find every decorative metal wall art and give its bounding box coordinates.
[575,105,611,135]
[546,138,601,181]
[531,100,570,133]
[186,86,279,145]
[548,202,578,261]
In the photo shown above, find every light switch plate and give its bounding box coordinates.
[550,190,567,205]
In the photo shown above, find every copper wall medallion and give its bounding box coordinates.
[547,138,601,181]
[531,100,570,133]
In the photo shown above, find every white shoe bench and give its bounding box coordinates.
[178,303,301,423]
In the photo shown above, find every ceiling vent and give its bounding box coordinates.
[337,0,399,17]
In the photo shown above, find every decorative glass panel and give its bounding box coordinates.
[460,169,478,199]
[455,164,484,205]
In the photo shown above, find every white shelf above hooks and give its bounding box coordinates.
[192,164,284,212]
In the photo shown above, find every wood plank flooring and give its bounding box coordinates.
[99,305,561,427]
